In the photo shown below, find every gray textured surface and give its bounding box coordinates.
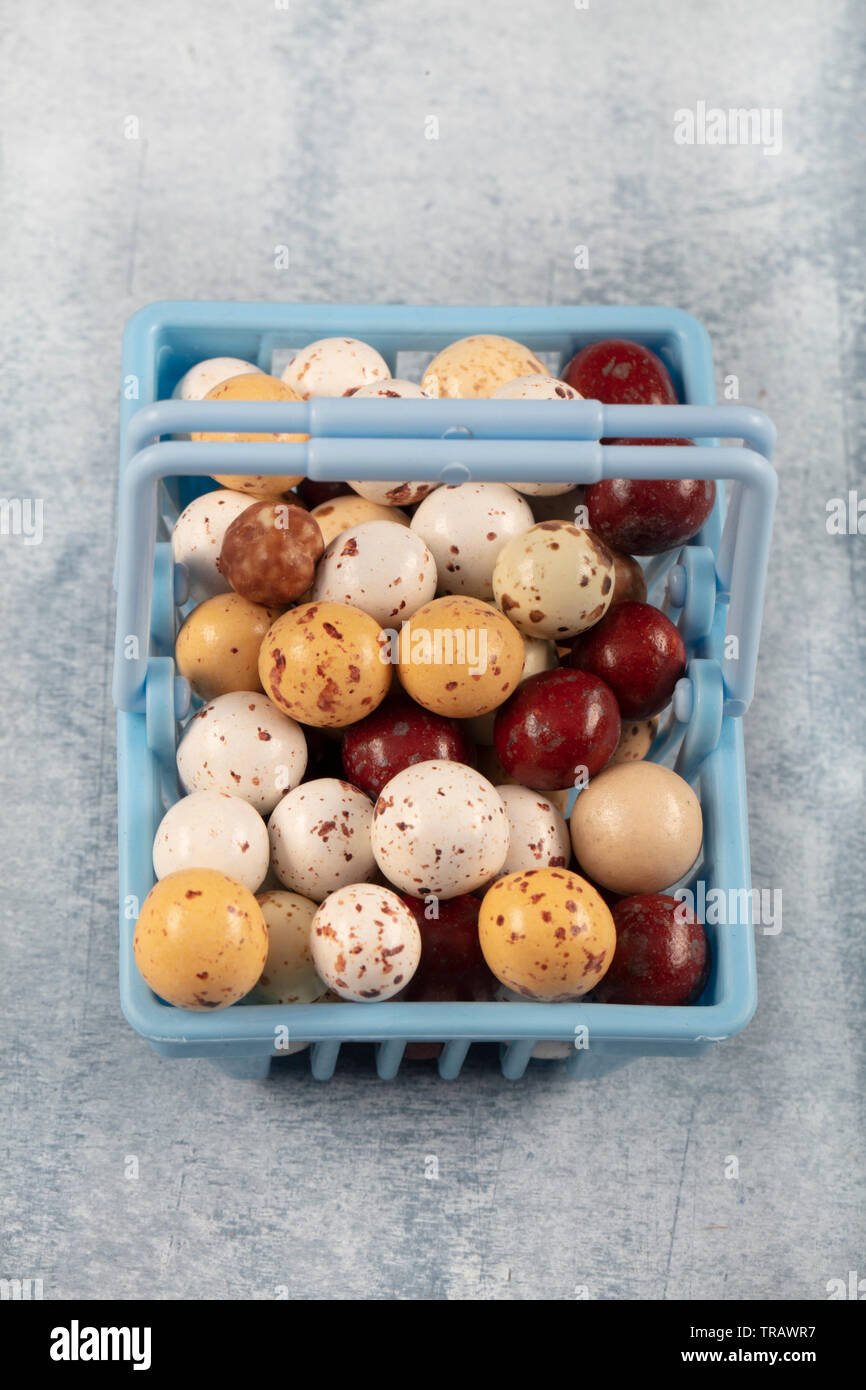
[1,0,863,1301]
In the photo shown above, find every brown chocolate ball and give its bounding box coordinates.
[220,500,324,606]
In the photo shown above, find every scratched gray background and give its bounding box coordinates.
[0,0,863,1302]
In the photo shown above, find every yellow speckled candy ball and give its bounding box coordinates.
[479,867,615,1000]
[421,335,547,398]
[310,494,410,547]
[259,600,392,727]
[193,373,307,499]
[175,593,282,701]
[133,868,268,1010]
[249,891,327,1005]
[396,594,525,718]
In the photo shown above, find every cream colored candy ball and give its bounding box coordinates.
[173,357,263,401]
[193,373,307,499]
[467,633,557,744]
[268,778,377,901]
[171,488,257,604]
[491,374,582,496]
[281,337,390,398]
[153,791,270,892]
[421,335,547,398]
[310,883,421,1001]
[371,759,509,899]
[176,691,308,814]
[175,594,282,702]
[134,869,268,1011]
[496,784,571,876]
[493,521,615,640]
[570,761,703,894]
[479,868,615,1000]
[396,595,525,718]
[311,520,437,626]
[259,601,392,728]
[310,494,410,547]
[609,716,659,766]
[249,891,328,1005]
[410,482,534,600]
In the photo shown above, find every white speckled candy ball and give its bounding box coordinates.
[371,760,509,899]
[171,488,257,604]
[492,373,583,495]
[496,784,571,876]
[281,337,390,399]
[268,777,377,901]
[176,691,308,814]
[173,357,263,401]
[310,882,421,1001]
[492,521,616,640]
[410,482,534,600]
[152,790,269,891]
[346,379,440,507]
[311,520,437,625]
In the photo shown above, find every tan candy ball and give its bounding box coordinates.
[421,335,547,398]
[570,761,703,894]
[175,594,282,701]
[259,601,392,728]
[492,521,615,640]
[134,868,268,1010]
[194,373,307,498]
[396,595,524,718]
[310,494,410,547]
[479,868,615,1000]
[249,891,327,1005]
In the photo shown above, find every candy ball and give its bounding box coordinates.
[310,494,411,547]
[310,883,421,1001]
[479,868,616,1000]
[173,357,263,401]
[345,379,439,506]
[268,777,376,901]
[568,600,686,719]
[134,868,268,1010]
[561,339,678,405]
[193,373,307,498]
[249,891,329,1005]
[311,520,437,625]
[410,482,534,599]
[492,521,615,639]
[281,337,390,398]
[605,544,647,605]
[586,446,716,555]
[395,595,524,718]
[421,334,547,398]
[341,693,476,799]
[259,601,392,728]
[491,374,582,495]
[171,488,258,604]
[594,893,710,1005]
[176,691,308,814]
[496,784,571,876]
[219,499,324,606]
[494,668,621,790]
[609,716,659,765]
[153,790,270,892]
[570,762,703,894]
[371,760,509,898]
[175,594,282,701]
[399,895,498,1002]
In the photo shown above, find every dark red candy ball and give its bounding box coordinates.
[586,441,715,556]
[296,479,353,508]
[562,339,679,405]
[493,668,621,791]
[568,600,686,720]
[341,694,476,799]
[594,893,710,1005]
[400,894,498,1003]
